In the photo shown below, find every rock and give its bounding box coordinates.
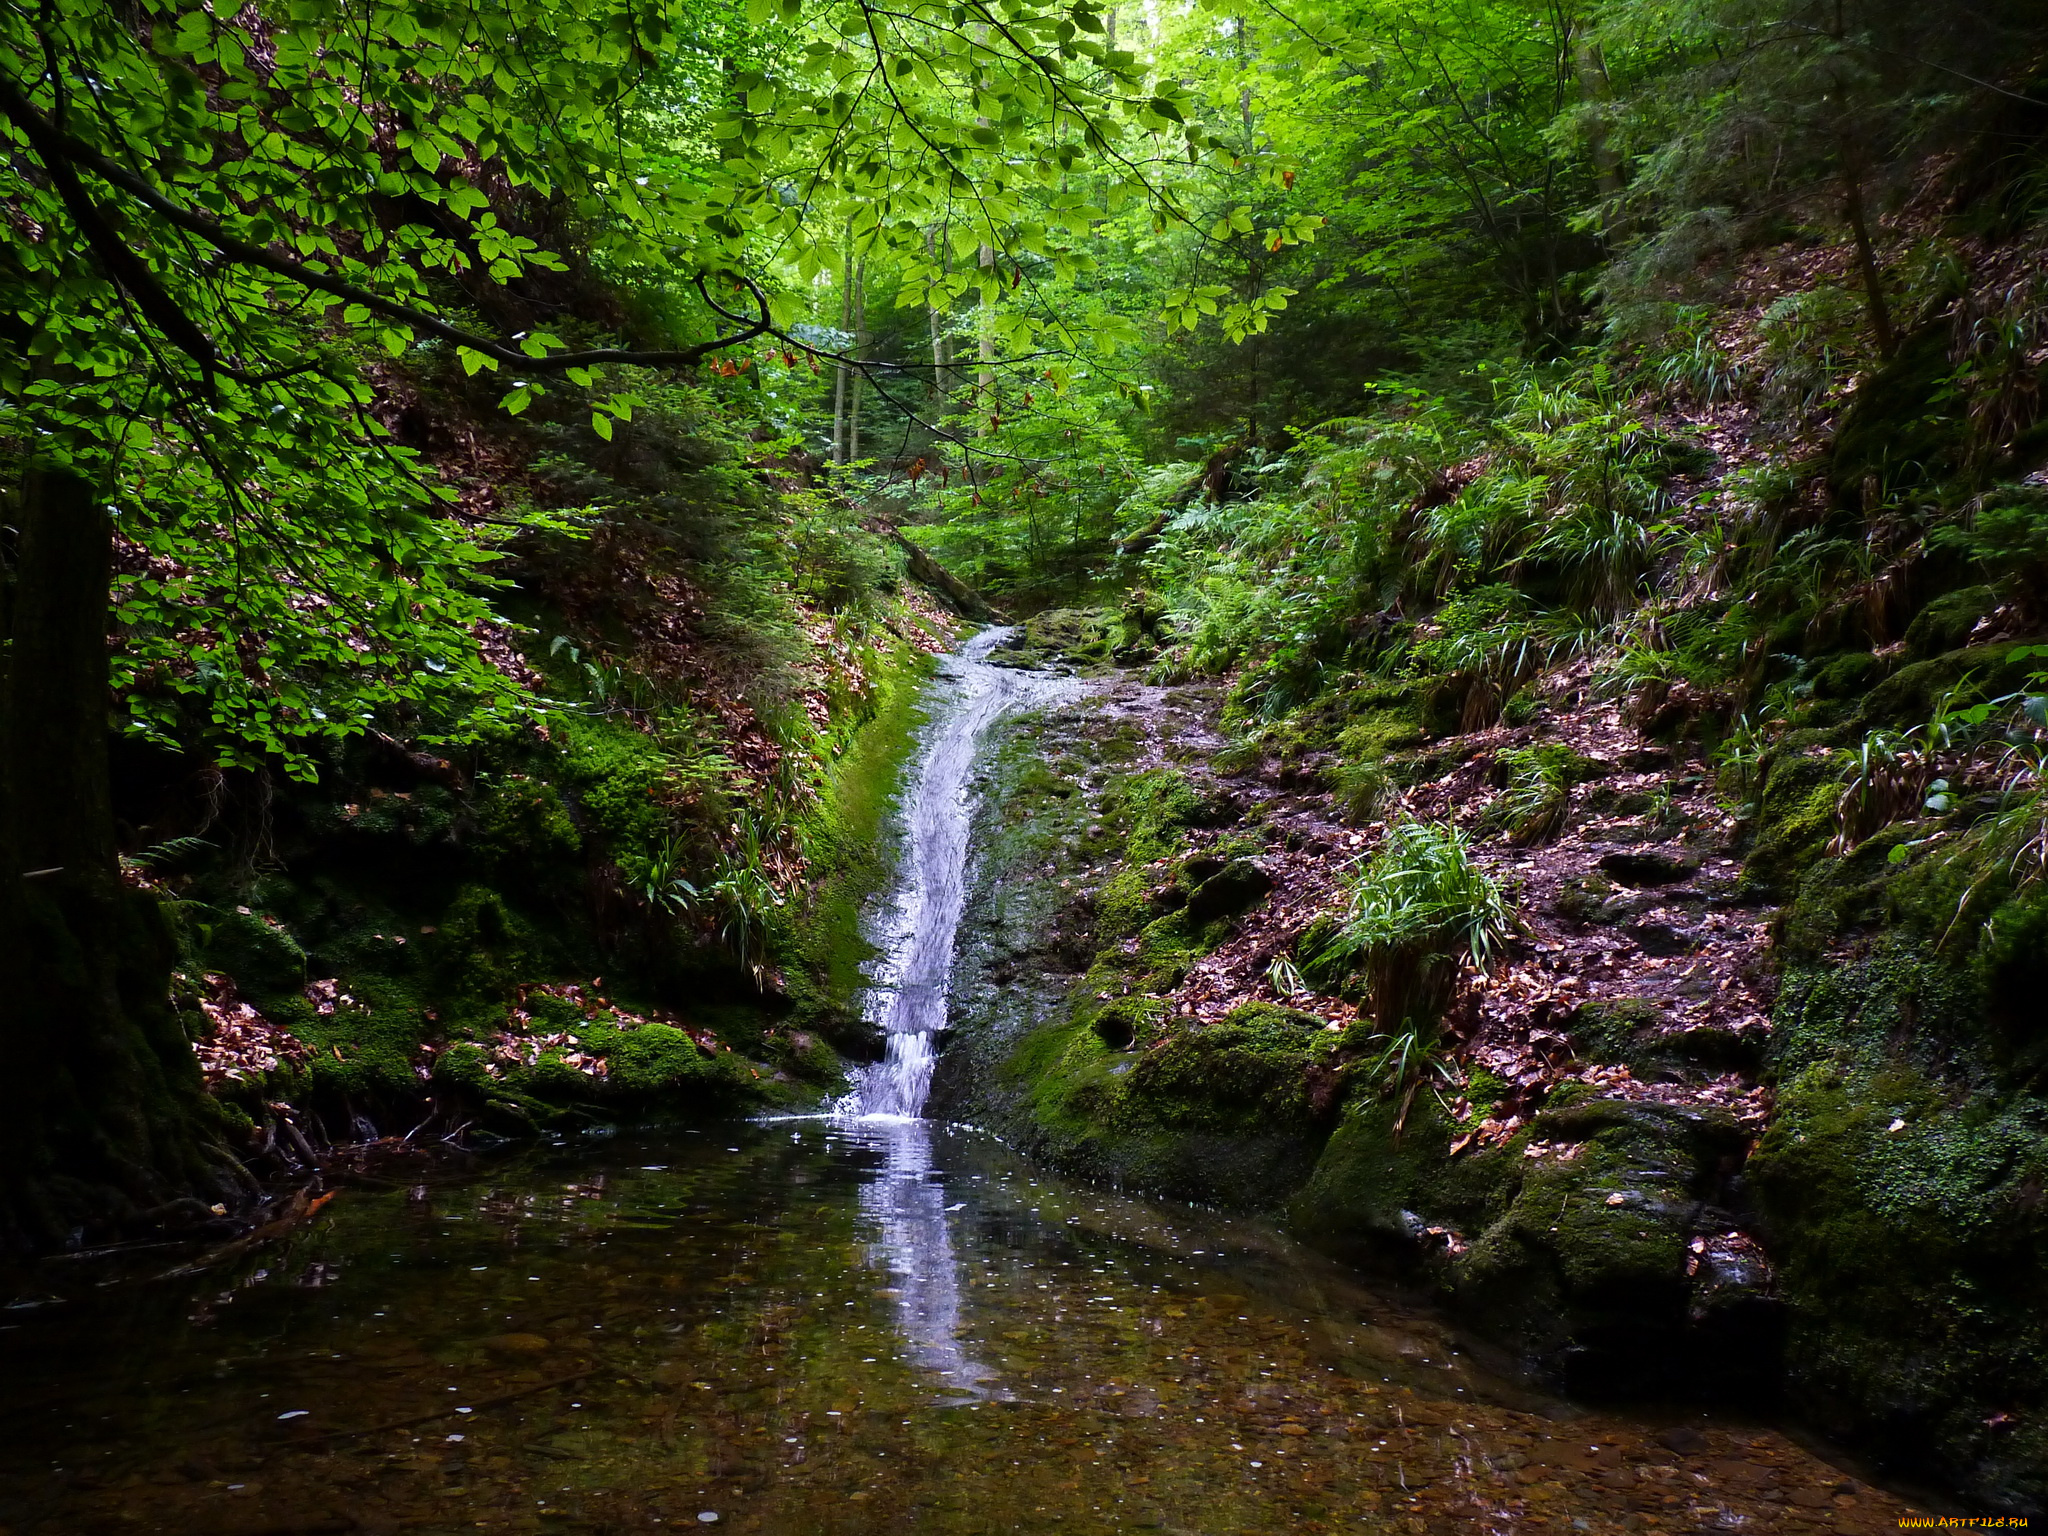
[1626,919,1695,956]
[482,1333,551,1355]
[1183,859,1274,922]
[1598,849,1700,886]
[1656,1426,1709,1457]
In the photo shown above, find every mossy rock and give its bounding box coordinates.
[1299,1091,1773,1396]
[1566,998,1667,1065]
[998,1007,1328,1208]
[1750,1053,2048,1510]
[1811,651,1883,700]
[194,907,308,995]
[989,608,1117,673]
[1902,585,1998,662]
[1183,858,1273,922]
[1860,642,2043,730]
[1742,752,1845,898]
[1116,1004,1324,1135]
[1568,999,1762,1078]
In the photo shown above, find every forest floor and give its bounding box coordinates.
[1074,660,1773,1167]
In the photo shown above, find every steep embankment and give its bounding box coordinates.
[936,580,2047,1512]
[114,365,969,1173]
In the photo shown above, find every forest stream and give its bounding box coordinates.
[7,2,2048,1521]
[0,638,1930,1535]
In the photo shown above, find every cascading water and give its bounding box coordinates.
[846,626,1078,1120]
[834,626,1077,1401]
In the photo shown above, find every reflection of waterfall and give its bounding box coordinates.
[847,1119,994,1400]
[849,626,1076,1119]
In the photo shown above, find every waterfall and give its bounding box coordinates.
[847,626,1077,1119]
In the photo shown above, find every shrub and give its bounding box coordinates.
[1310,818,1511,1030]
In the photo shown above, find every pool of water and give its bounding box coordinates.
[0,1118,1921,1535]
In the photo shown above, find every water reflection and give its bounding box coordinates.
[844,1117,997,1402]
[0,1121,1926,1536]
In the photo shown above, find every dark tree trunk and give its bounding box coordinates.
[1840,156,1897,360]
[0,465,232,1254]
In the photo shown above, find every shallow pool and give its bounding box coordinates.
[0,1118,1921,1534]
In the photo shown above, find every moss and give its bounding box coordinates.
[1567,997,1668,1064]
[1812,651,1882,700]
[990,997,1332,1209]
[1750,1053,2048,1509]
[1182,858,1273,922]
[1902,585,1998,661]
[1089,864,1157,945]
[550,712,679,848]
[1108,768,1213,865]
[472,777,582,863]
[193,907,307,994]
[988,607,1117,673]
[1860,641,2043,730]
[1115,1004,1324,1131]
[1742,753,1845,898]
[603,1023,724,1097]
[1298,1088,1769,1395]
[784,637,936,1046]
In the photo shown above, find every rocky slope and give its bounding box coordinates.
[931,605,2047,1515]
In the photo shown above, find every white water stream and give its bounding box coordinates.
[833,626,1079,1400]
[845,626,1080,1120]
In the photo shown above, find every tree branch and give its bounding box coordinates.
[0,71,768,374]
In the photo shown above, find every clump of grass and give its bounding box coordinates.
[1832,728,1931,854]
[1489,744,1588,845]
[1310,818,1511,1030]
[1331,757,1396,823]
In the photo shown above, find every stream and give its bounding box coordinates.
[0,631,1925,1535]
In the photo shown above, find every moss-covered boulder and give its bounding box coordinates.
[988,608,1118,673]
[1752,930,2048,1512]
[1298,1091,1775,1398]
[1000,1002,1333,1208]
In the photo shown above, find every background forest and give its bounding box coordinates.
[5,0,2048,1513]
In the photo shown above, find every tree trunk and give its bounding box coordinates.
[976,242,997,434]
[831,231,856,465]
[1840,156,1897,360]
[0,465,231,1254]
[926,227,954,418]
[1573,36,1626,240]
[847,256,868,463]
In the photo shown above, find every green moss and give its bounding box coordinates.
[551,712,678,847]
[1860,641,2043,730]
[1902,585,1998,661]
[994,1000,1331,1209]
[1109,769,1211,865]
[472,777,581,862]
[988,607,1117,672]
[1567,997,1667,1064]
[784,638,937,1043]
[1742,753,1845,898]
[603,1023,723,1096]
[1750,1052,2048,1509]
[1811,651,1882,700]
[193,907,307,994]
